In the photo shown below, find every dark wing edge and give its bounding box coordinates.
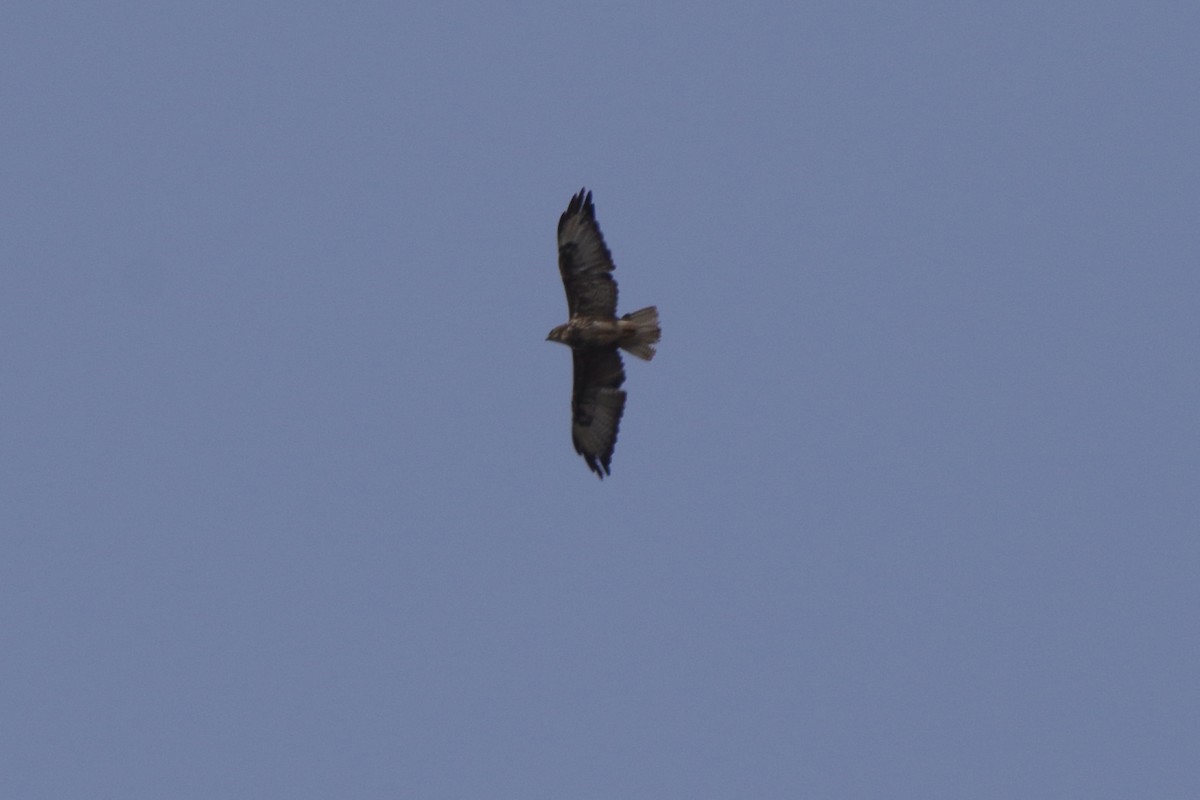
[570,347,626,478]
[557,188,618,319]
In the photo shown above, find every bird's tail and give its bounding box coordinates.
[619,306,661,361]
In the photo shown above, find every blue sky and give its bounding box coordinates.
[3,3,1197,797]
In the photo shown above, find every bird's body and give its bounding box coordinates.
[546,189,661,478]
[547,313,652,351]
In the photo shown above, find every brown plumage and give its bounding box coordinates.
[546,189,661,478]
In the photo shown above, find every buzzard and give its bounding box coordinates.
[547,188,661,478]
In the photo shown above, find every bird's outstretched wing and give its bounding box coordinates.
[570,346,626,478]
[557,188,618,318]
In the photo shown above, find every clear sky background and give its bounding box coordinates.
[3,3,1197,798]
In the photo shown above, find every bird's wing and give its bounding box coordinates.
[557,188,618,318]
[570,346,626,478]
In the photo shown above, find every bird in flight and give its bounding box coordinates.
[547,189,661,478]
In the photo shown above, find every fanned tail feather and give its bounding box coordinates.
[619,306,661,361]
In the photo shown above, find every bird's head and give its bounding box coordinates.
[546,324,569,345]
